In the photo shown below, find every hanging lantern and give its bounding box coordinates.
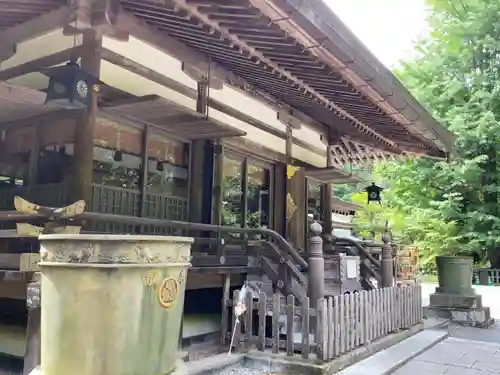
[364,182,384,204]
[113,150,123,162]
[42,59,101,109]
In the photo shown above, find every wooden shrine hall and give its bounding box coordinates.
[0,0,454,365]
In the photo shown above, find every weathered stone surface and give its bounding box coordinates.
[334,330,448,375]
[392,360,449,375]
[425,306,494,328]
[429,292,482,309]
[394,337,500,375]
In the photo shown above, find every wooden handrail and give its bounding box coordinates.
[332,237,381,269]
[0,209,309,272]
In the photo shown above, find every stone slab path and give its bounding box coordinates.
[336,330,448,375]
[393,337,500,374]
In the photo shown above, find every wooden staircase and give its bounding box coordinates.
[244,236,381,306]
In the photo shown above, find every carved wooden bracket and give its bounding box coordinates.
[0,6,72,63]
[277,108,301,129]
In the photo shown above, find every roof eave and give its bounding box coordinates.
[265,0,455,155]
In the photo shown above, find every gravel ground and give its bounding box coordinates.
[219,367,268,375]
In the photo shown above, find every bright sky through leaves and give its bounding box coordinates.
[325,0,429,67]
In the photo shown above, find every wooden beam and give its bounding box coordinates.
[0,6,73,62]
[0,82,46,105]
[101,48,195,97]
[224,137,288,164]
[100,48,326,156]
[0,47,83,81]
[0,110,82,132]
[0,280,28,299]
[20,254,41,273]
[0,254,21,270]
[108,11,332,140]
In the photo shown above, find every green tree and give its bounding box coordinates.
[349,189,460,271]
[377,0,500,267]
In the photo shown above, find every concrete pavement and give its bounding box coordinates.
[393,337,500,375]
[336,330,448,375]
[389,284,500,374]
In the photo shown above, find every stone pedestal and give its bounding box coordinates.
[426,256,493,328]
[37,234,193,375]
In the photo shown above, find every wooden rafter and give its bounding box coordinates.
[169,0,401,154]
[113,0,449,156]
[0,0,452,161]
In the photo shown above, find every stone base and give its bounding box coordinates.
[424,306,494,328]
[429,291,482,309]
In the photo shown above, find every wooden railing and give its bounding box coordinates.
[224,285,422,360]
[0,183,189,223]
[0,183,71,210]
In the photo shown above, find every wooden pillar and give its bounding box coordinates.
[212,141,224,225]
[27,124,41,186]
[308,222,324,330]
[71,31,102,204]
[381,231,394,287]
[196,80,208,114]
[201,141,214,224]
[22,274,41,375]
[322,145,333,248]
[241,158,248,228]
[286,168,306,251]
[139,124,150,218]
[188,81,210,224]
[189,140,205,223]
[284,125,306,250]
[272,163,286,236]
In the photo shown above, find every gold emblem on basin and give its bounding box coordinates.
[157,277,179,309]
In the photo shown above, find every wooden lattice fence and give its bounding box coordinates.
[223,285,422,361]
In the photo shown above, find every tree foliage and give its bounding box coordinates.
[360,0,500,267]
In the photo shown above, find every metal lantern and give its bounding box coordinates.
[364,182,383,204]
[42,59,100,109]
